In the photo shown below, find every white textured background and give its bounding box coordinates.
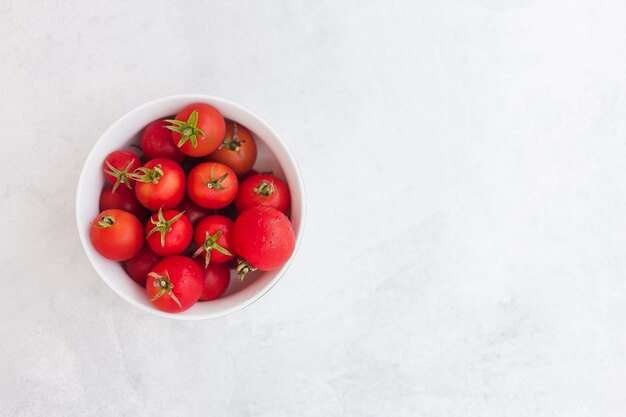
[2,0,626,415]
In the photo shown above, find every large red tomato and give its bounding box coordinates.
[231,207,296,279]
[146,256,204,313]
[165,103,225,157]
[132,158,186,211]
[206,121,257,176]
[187,162,238,209]
[89,209,143,261]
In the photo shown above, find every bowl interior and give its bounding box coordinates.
[76,95,304,319]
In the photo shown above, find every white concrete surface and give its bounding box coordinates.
[2,0,626,415]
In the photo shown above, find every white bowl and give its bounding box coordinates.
[76,94,305,320]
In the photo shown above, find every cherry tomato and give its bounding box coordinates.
[165,103,225,157]
[232,207,296,279]
[124,244,161,286]
[187,162,238,209]
[89,209,143,261]
[99,186,148,219]
[235,174,291,214]
[103,150,141,192]
[141,119,185,162]
[206,121,257,176]
[133,158,186,211]
[176,196,212,226]
[194,259,230,301]
[146,208,193,256]
[192,215,235,267]
[146,256,203,313]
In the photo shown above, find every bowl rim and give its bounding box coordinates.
[75,94,306,320]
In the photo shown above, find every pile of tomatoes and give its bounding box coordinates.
[89,103,296,313]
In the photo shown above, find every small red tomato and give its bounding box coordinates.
[194,258,230,301]
[124,244,161,286]
[232,207,296,279]
[176,196,212,226]
[165,103,226,157]
[103,150,141,192]
[234,174,291,214]
[133,158,186,211]
[187,162,238,209]
[192,215,235,267]
[89,209,143,261]
[99,186,148,219]
[141,119,185,162]
[206,121,257,176]
[145,208,193,256]
[146,256,204,313]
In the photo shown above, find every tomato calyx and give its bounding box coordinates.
[254,180,275,196]
[93,214,115,228]
[199,165,230,190]
[219,122,245,152]
[165,110,205,148]
[104,160,136,192]
[130,164,164,184]
[148,271,182,308]
[192,230,233,267]
[147,208,185,247]
[236,257,257,281]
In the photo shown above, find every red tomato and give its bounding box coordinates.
[206,121,257,176]
[132,158,186,211]
[89,209,143,261]
[232,207,296,278]
[146,256,203,313]
[124,244,161,286]
[234,174,291,214]
[99,186,147,220]
[103,150,141,192]
[187,162,238,209]
[194,259,230,301]
[146,209,193,256]
[176,196,212,226]
[165,103,225,157]
[141,119,185,162]
[192,215,235,267]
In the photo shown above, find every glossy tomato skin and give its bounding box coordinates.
[176,196,212,226]
[90,209,143,261]
[99,186,148,220]
[146,210,193,256]
[194,258,230,301]
[146,256,203,313]
[134,158,186,211]
[170,103,225,157]
[141,119,185,162]
[206,121,257,176]
[232,207,295,271]
[194,215,236,264]
[124,244,161,286]
[103,150,141,188]
[187,162,238,209]
[234,174,291,214]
